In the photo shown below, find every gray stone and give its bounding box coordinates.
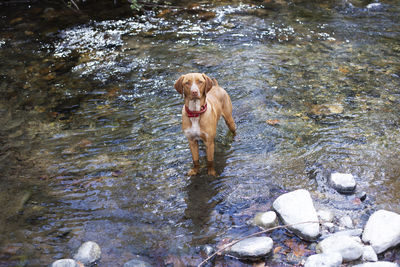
[304,252,342,267]
[51,259,79,267]
[362,210,400,254]
[73,241,101,266]
[273,189,320,241]
[338,215,354,229]
[253,211,277,229]
[362,245,378,262]
[329,173,356,193]
[317,209,335,223]
[227,236,273,260]
[353,262,399,267]
[317,235,363,261]
[123,259,153,267]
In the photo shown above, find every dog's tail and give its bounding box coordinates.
[212,78,219,87]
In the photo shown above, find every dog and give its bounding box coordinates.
[174,73,236,176]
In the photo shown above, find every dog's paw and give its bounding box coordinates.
[207,168,217,177]
[188,168,199,176]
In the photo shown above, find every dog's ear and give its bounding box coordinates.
[202,73,213,93]
[174,75,185,95]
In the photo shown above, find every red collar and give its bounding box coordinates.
[185,103,207,118]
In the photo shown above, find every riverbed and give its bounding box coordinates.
[1,0,400,265]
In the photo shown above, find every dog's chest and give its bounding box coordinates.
[184,117,202,140]
[184,100,204,140]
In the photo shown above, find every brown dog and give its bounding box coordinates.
[174,73,236,176]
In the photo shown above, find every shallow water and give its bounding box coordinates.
[1,0,400,265]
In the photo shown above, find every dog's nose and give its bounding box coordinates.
[192,91,198,96]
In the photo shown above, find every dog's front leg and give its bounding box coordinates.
[188,139,200,175]
[205,140,216,176]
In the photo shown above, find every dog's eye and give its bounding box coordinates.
[198,80,204,84]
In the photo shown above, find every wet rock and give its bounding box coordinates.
[310,104,344,116]
[362,210,400,254]
[227,236,273,260]
[338,215,354,229]
[51,259,79,267]
[317,209,334,223]
[253,211,277,229]
[73,241,101,266]
[317,235,363,261]
[353,262,399,267]
[123,259,153,267]
[329,173,356,194]
[304,252,342,267]
[362,245,378,262]
[273,189,320,241]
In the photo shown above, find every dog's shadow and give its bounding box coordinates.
[184,130,234,236]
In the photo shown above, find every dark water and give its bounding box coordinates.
[1,0,400,265]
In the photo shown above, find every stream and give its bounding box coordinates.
[1,0,400,265]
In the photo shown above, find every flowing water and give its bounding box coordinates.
[1,0,400,265]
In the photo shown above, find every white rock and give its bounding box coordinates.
[317,235,363,261]
[339,215,354,229]
[253,211,277,229]
[304,252,342,267]
[123,259,153,267]
[73,241,101,266]
[362,245,378,262]
[272,189,320,241]
[227,236,273,260]
[329,173,356,193]
[317,209,335,223]
[362,210,400,254]
[353,262,399,267]
[51,259,79,267]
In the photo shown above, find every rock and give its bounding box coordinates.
[329,173,356,193]
[51,259,79,267]
[362,210,400,254]
[123,259,153,267]
[304,252,342,267]
[73,241,101,266]
[310,104,344,116]
[320,228,363,240]
[362,245,378,262]
[202,245,214,256]
[353,262,399,267]
[316,235,363,261]
[253,211,277,229]
[272,189,320,241]
[317,209,334,223]
[338,215,354,229]
[227,236,273,260]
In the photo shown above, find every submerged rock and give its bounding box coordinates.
[329,173,356,194]
[362,210,400,254]
[253,211,277,229]
[227,236,273,260]
[272,189,320,241]
[73,241,101,266]
[123,259,153,267]
[317,235,363,261]
[51,259,79,267]
[304,252,342,267]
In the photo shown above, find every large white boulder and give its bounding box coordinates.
[362,210,400,254]
[317,235,363,261]
[272,189,320,241]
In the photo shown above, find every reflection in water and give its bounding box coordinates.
[1,0,400,265]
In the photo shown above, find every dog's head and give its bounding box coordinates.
[174,73,213,100]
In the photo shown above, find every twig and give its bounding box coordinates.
[197,220,320,267]
[69,0,79,10]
